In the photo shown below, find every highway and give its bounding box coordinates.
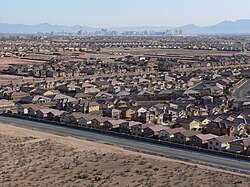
[234,78,250,98]
[0,115,249,174]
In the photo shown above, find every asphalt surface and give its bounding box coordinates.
[234,79,250,98]
[0,115,250,174]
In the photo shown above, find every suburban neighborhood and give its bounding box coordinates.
[0,35,250,157]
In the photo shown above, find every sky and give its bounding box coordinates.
[0,0,250,27]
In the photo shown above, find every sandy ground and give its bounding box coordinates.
[0,58,43,70]
[0,124,249,187]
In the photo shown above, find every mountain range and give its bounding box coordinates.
[179,19,250,34]
[1,19,250,34]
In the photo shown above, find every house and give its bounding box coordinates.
[116,91,130,98]
[111,80,126,86]
[18,104,34,115]
[138,78,151,84]
[130,123,154,136]
[69,112,86,125]
[229,138,250,155]
[232,99,250,111]
[113,99,128,108]
[57,84,81,93]
[119,121,142,134]
[87,101,100,113]
[137,91,155,97]
[176,96,196,105]
[206,85,224,95]
[158,127,186,141]
[36,109,55,119]
[120,107,136,120]
[80,83,97,89]
[60,113,71,124]
[143,125,169,138]
[136,106,148,116]
[78,115,98,128]
[83,87,100,94]
[103,119,127,130]
[149,104,167,113]
[94,81,110,90]
[47,110,66,121]
[28,105,46,117]
[206,120,246,136]
[66,99,100,114]
[193,116,211,126]
[97,99,114,110]
[179,118,203,131]
[4,90,28,101]
[30,89,56,96]
[51,94,77,102]
[60,112,85,125]
[190,134,218,148]
[73,93,93,99]
[201,96,214,105]
[236,110,250,119]
[95,92,113,99]
[165,107,187,122]
[110,85,121,94]
[186,105,201,117]
[103,108,122,119]
[206,104,222,115]
[208,135,235,151]
[80,83,98,92]
[173,130,201,144]
[183,89,200,96]
[21,95,51,104]
[134,111,156,124]
[91,117,110,129]
[158,89,173,96]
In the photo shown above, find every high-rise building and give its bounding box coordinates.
[77,29,83,36]
[166,29,171,35]
[175,29,183,35]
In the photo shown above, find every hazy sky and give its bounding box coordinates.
[1,0,250,27]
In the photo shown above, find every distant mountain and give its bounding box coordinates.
[179,19,250,34]
[0,23,97,33]
[1,19,250,34]
[178,24,203,34]
[0,23,170,34]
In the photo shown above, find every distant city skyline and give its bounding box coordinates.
[1,0,250,27]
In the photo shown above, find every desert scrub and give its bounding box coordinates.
[138,160,147,165]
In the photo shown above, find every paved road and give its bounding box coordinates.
[0,116,249,174]
[234,79,250,98]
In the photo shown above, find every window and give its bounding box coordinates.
[215,142,219,146]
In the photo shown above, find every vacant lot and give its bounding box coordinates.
[0,124,249,187]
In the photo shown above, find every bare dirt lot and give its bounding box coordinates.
[0,58,44,70]
[0,124,249,187]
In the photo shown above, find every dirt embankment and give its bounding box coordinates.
[0,124,249,187]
